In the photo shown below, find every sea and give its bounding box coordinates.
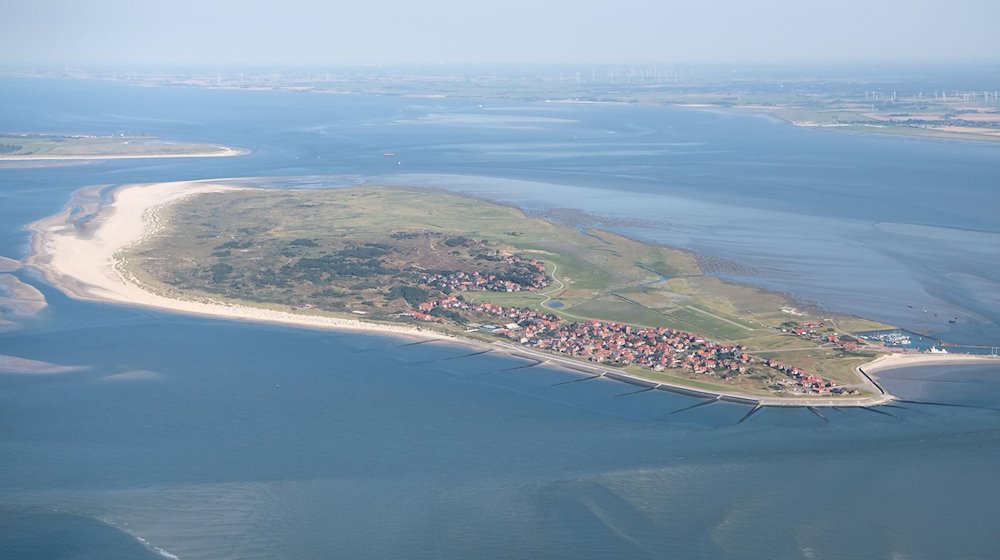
[1,77,998,559]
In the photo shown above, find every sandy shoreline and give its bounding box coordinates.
[26,180,450,343]
[0,146,248,161]
[861,352,999,374]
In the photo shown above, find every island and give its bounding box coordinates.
[0,133,245,162]
[30,180,996,407]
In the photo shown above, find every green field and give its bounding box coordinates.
[126,185,893,394]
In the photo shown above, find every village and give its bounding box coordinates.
[419,254,549,293]
[406,293,858,396]
[782,320,863,351]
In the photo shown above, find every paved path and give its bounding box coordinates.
[684,305,755,331]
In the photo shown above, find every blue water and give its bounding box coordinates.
[1,78,1000,559]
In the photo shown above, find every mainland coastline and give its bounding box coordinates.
[27,181,998,407]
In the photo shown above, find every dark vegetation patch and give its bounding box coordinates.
[132,195,547,321]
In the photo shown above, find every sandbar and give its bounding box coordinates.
[0,354,86,375]
[0,256,20,272]
[0,274,46,315]
[0,146,248,161]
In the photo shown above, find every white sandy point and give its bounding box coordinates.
[27,180,450,342]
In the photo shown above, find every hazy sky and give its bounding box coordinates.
[3,0,999,67]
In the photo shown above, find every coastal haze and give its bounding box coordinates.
[2,2,1000,560]
[3,0,1000,66]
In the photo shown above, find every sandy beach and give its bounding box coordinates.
[26,180,450,342]
[860,352,999,374]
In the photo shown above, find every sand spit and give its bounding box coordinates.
[0,274,47,316]
[27,180,450,342]
[0,146,248,161]
[0,256,21,272]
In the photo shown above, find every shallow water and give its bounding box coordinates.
[2,312,999,559]
[1,77,999,559]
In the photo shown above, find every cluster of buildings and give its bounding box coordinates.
[410,295,757,379]
[420,256,548,293]
[784,321,862,351]
[404,290,848,396]
[522,319,752,376]
[765,359,859,395]
[782,321,825,337]
[405,295,559,327]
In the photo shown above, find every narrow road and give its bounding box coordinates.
[538,261,563,307]
[536,261,594,321]
[684,305,754,331]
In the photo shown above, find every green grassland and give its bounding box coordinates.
[0,134,233,158]
[736,99,1000,142]
[127,186,893,393]
[659,89,1000,143]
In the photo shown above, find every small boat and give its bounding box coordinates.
[383,152,395,157]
